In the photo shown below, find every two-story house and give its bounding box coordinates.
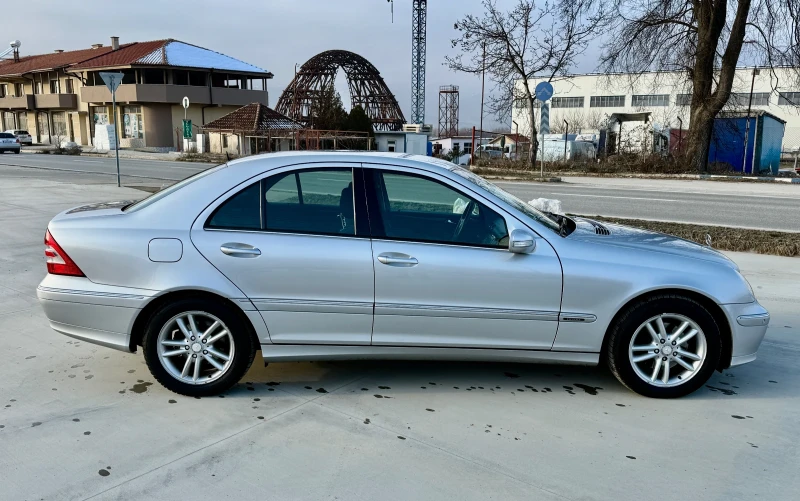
[0,37,272,149]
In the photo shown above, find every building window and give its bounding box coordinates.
[122,105,143,139]
[388,140,396,152]
[50,79,61,94]
[64,79,74,94]
[551,96,584,108]
[777,92,800,106]
[589,95,625,107]
[14,83,24,96]
[462,142,472,154]
[632,94,670,107]
[729,92,770,107]
[676,94,692,106]
[142,69,165,85]
[0,84,6,98]
[188,71,207,87]
[18,112,27,130]
[173,71,189,86]
[222,134,229,148]
[34,81,43,95]
[51,112,68,138]
[91,106,109,126]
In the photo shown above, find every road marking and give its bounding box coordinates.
[548,192,679,202]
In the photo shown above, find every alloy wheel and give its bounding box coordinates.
[156,311,235,385]
[628,313,707,388]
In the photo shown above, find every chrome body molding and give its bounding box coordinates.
[260,344,600,365]
[252,298,372,315]
[37,286,146,301]
[375,302,560,321]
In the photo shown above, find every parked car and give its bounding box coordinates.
[37,152,769,398]
[5,129,32,145]
[0,132,20,153]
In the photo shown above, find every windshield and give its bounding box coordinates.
[124,164,226,212]
[450,167,562,234]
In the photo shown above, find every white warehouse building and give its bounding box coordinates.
[512,67,800,152]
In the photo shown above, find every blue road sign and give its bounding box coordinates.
[535,81,554,102]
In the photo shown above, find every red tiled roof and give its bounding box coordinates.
[0,45,119,76]
[69,40,170,70]
[203,103,302,133]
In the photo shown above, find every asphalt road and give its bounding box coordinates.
[1,178,799,500]
[1,153,799,231]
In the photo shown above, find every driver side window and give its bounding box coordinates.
[369,170,509,248]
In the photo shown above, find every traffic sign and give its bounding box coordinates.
[183,119,192,139]
[535,81,554,102]
[99,72,125,93]
[540,102,550,134]
[182,96,190,110]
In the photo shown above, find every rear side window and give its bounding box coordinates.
[0,133,13,138]
[264,168,355,236]
[15,130,29,135]
[206,182,261,230]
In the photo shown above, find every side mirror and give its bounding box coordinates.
[509,229,536,254]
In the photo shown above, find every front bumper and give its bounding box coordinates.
[720,301,770,367]
[37,274,153,353]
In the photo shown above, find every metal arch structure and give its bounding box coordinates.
[276,50,406,131]
[410,0,427,125]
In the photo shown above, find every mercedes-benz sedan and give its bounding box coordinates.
[37,152,770,398]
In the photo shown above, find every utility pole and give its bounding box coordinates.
[479,41,486,159]
[741,68,760,174]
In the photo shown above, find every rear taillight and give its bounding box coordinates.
[44,230,85,277]
[15,139,19,143]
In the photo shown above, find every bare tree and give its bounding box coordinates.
[601,0,800,171]
[551,108,588,133]
[447,0,611,169]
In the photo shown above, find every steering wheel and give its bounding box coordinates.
[452,200,476,241]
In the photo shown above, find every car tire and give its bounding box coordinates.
[14,149,19,154]
[142,298,256,397]
[606,294,721,398]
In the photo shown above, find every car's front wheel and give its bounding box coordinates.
[142,298,256,397]
[607,294,721,398]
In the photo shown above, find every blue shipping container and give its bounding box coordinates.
[708,111,786,174]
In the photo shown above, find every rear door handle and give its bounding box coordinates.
[377,253,418,266]
[220,243,261,258]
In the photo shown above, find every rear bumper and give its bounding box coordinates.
[37,275,153,353]
[720,301,770,367]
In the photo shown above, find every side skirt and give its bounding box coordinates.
[260,344,599,365]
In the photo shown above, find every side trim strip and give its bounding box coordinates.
[375,302,560,321]
[37,286,146,300]
[251,298,372,315]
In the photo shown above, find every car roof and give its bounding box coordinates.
[226,151,459,177]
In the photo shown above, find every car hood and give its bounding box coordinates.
[569,217,738,269]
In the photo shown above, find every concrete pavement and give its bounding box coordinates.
[1,153,799,231]
[0,178,798,501]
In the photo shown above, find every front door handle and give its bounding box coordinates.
[221,242,261,258]
[377,253,418,266]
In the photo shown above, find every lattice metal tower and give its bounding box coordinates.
[410,0,427,124]
[438,85,459,138]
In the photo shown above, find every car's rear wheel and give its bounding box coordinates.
[142,298,256,397]
[606,295,721,398]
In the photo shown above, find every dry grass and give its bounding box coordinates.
[176,152,236,164]
[584,216,800,257]
[471,155,740,176]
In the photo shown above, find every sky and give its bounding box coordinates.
[11,0,599,131]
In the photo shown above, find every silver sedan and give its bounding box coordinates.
[37,152,770,398]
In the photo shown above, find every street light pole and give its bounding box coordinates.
[512,120,519,161]
[112,86,120,187]
[741,68,759,174]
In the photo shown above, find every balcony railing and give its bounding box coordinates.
[0,95,34,110]
[80,84,268,107]
[34,94,78,109]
